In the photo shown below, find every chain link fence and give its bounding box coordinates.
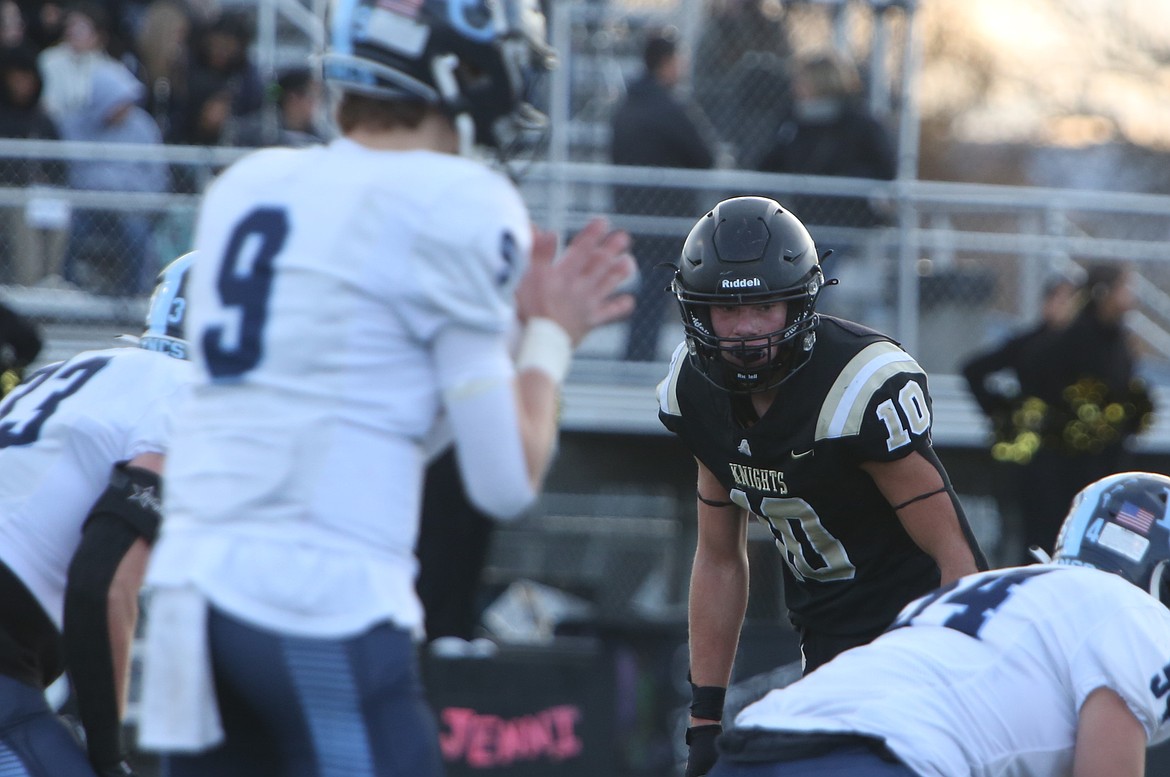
[3,140,1170,378]
[2,0,1170,377]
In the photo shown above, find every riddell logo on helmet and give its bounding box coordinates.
[721,278,762,289]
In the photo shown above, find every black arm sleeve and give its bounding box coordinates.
[62,464,162,771]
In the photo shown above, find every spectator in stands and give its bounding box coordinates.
[58,59,167,296]
[416,447,498,644]
[183,9,263,129]
[693,0,792,169]
[135,0,192,140]
[164,71,232,197]
[611,28,714,361]
[166,69,229,145]
[14,1,65,52]
[757,52,895,190]
[961,267,1084,564]
[37,2,117,122]
[756,51,897,326]
[0,45,67,286]
[1018,262,1155,557]
[0,298,42,396]
[232,66,329,148]
[0,0,25,50]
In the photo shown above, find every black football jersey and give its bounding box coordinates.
[659,316,964,637]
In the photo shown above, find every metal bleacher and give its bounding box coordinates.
[5,0,1170,456]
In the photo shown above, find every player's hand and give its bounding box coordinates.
[685,723,721,777]
[516,218,636,346]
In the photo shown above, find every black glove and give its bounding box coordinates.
[685,723,722,777]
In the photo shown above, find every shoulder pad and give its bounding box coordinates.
[657,342,690,418]
[815,340,924,441]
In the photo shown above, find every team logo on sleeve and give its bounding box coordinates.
[129,484,162,514]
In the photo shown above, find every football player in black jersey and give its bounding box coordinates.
[658,196,988,777]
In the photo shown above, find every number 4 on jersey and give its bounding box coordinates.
[891,568,1052,638]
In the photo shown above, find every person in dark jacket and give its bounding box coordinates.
[756,52,896,211]
[756,52,896,326]
[231,66,329,149]
[610,29,714,361]
[0,44,65,285]
[1007,263,1153,559]
[962,272,1083,425]
[58,59,167,295]
[0,299,42,396]
[961,269,1084,563]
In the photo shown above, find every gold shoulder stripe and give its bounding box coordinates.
[815,342,924,440]
[657,341,689,417]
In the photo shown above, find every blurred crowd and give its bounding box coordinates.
[0,0,330,294]
[610,4,898,360]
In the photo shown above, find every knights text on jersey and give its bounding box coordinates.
[734,565,1170,777]
[0,346,192,627]
[657,317,943,635]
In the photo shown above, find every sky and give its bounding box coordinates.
[918,0,1170,150]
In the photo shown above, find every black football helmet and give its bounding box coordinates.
[322,0,555,152]
[139,252,193,360]
[1052,471,1170,609]
[672,196,825,393]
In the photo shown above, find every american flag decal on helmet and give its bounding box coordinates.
[1115,501,1156,535]
[378,0,424,18]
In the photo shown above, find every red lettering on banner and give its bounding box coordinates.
[437,705,584,768]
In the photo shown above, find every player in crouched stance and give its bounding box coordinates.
[707,471,1170,777]
[0,254,195,776]
[135,1,635,776]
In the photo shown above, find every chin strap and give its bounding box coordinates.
[1028,546,1053,564]
[431,53,476,157]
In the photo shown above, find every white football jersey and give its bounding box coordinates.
[150,139,532,638]
[0,346,193,628]
[734,565,1170,777]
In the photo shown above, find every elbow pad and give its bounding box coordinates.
[84,464,163,542]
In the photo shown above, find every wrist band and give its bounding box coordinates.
[516,317,573,385]
[689,677,727,722]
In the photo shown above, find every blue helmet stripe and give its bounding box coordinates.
[331,0,360,55]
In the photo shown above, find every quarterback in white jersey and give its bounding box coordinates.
[150,137,540,637]
[711,472,1170,777]
[138,1,634,776]
[0,254,194,777]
